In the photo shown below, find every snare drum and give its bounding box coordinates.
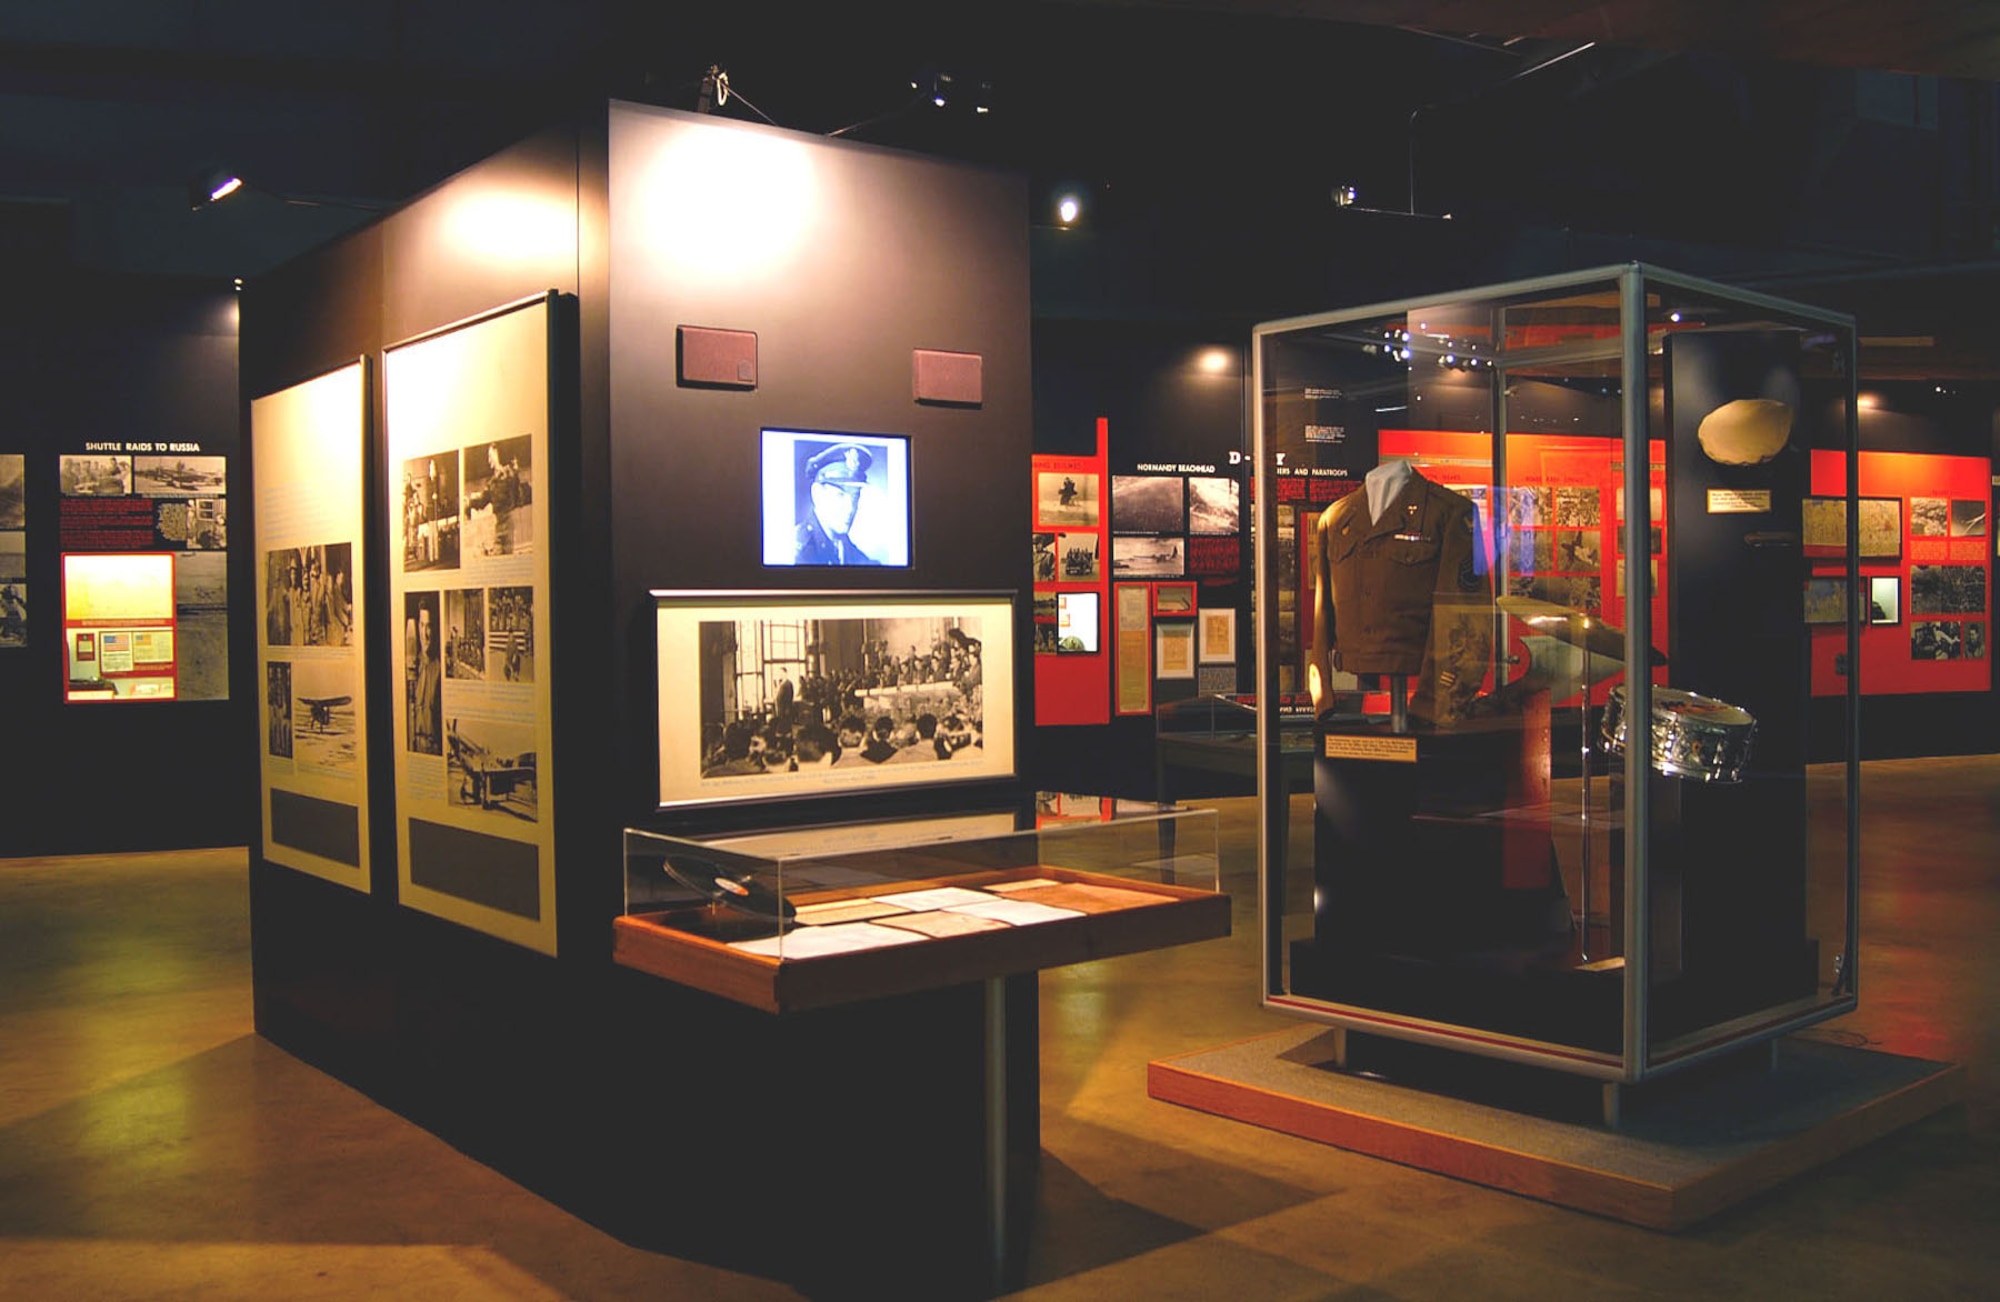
[1600,685,1756,783]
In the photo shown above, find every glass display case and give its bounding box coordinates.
[1253,264,1860,1100]
[618,800,1226,1012]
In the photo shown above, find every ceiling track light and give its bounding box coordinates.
[186,168,393,214]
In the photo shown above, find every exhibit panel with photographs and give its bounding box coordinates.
[1032,434,1113,728]
[655,591,1015,809]
[386,296,557,954]
[760,429,911,568]
[1,454,23,650]
[252,360,371,891]
[56,438,230,697]
[1807,449,1991,697]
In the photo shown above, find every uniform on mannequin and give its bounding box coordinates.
[1308,461,1493,724]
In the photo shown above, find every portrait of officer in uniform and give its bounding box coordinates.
[794,442,883,566]
[1309,460,1492,726]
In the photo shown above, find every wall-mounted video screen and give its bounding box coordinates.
[760,429,911,568]
[1057,590,1099,653]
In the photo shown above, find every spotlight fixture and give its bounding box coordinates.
[185,167,393,214]
[1333,184,1358,207]
[188,167,244,210]
[1056,193,1082,226]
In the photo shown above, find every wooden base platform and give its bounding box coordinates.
[1149,1025,1963,1229]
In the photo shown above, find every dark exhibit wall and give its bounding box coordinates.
[1029,322,1250,796]
[240,122,586,1070]
[605,103,1033,828]
[0,277,246,856]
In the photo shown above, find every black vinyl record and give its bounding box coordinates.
[661,852,797,922]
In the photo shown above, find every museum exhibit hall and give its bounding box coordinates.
[2,5,1999,1299]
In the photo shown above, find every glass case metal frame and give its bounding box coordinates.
[1252,263,1861,1088]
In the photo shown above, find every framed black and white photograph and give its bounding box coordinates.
[1868,575,1900,626]
[1055,530,1100,581]
[1950,499,1988,538]
[1112,474,1185,533]
[1506,485,1551,529]
[290,659,357,776]
[267,661,293,758]
[654,590,1015,809]
[444,587,486,680]
[0,454,26,528]
[1111,534,1185,578]
[1554,486,1601,528]
[1910,496,1949,538]
[1554,528,1600,573]
[1036,471,1099,528]
[400,452,460,570]
[1913,620,1962,660]
[0,529,24,580]
[1967,620,1988,660]
[1187,476,1241,535]
[460,434,534,558]
[446,716,538,822]
[1911,564,1987,616]
[403,590,442,754]
[265,543,353,648]
[486,585,534,681]
[1803,575,1848,626]
[133,455,226,497]
[1057,590,1099,653]
[1033,593,1058,655]
[760,428,911,568]
[60,454,131,497]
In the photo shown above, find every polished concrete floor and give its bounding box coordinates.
[1,757,1995,1299]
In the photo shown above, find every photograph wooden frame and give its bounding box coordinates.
[1198,607,1237,664]
[1155,621,1196,680]
[653,589,1016,810]
[1152,581,1196,615]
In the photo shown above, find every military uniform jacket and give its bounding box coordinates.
[1315,474,1485,677]
[794,515,880,566]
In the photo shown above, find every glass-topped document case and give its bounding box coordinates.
[617,800,1227,1012]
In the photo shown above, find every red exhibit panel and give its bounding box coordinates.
[1379,431,1669,707]
[1809,450,1992,696]
[1034,419,1111,726]
[61,551,178,702]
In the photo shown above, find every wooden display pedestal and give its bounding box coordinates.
[1149,1024,1962,1229]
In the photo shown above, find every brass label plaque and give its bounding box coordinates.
[1705,488,1771,514]
[1324,734,1418,763]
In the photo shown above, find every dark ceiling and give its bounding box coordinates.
[3,0,1999,359]
[1080,1,2000,80]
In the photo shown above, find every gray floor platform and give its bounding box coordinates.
[1150,1024,1964,1229]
